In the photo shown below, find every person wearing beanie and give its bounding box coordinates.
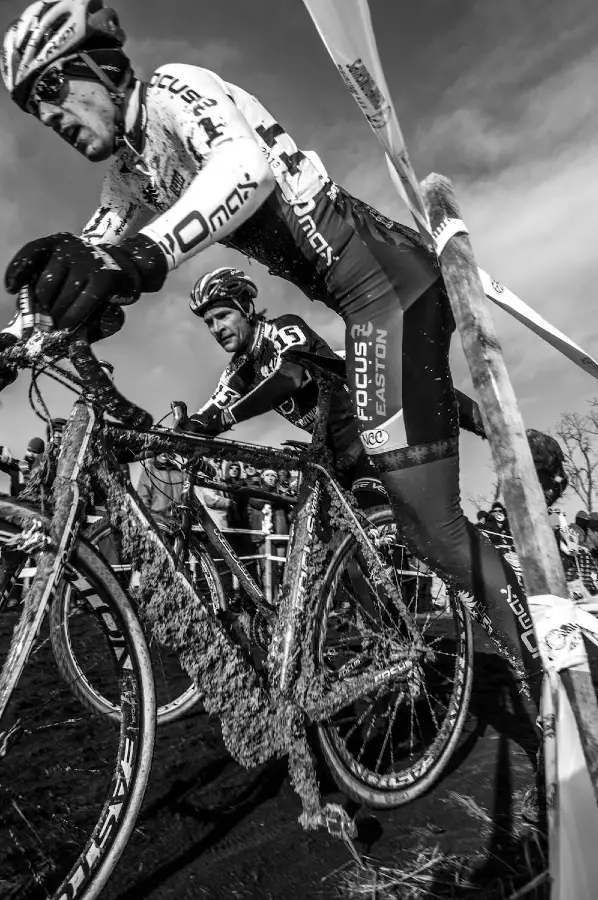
[0,435,46,496]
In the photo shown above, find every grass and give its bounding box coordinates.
[330,793,549,900]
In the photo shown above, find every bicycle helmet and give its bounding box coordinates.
[190,268,258,319]
[2,0,127,111]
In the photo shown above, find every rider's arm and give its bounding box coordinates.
[220,359,306,426]
[81,173,149,245]
[137,64,275,271]
[196,486,231,512]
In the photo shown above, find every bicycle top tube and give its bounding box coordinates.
[104,423,305,472]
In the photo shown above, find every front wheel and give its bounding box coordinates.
[0,497,156,900]
[313,506,474,808]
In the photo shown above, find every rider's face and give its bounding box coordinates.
[204,307,251,354]
[35,78,117,162]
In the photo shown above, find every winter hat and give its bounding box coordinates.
[587,512,598,531]
[27,437,45,453]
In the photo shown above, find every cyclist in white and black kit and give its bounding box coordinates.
[0,0,541,701]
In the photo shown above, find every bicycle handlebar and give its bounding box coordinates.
[0,288,153,430]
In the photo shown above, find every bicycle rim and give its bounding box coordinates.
[0,500,156,900]
[313,505,474,808]
[60,521,223,724]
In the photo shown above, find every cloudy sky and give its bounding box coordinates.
[1,0,597,516]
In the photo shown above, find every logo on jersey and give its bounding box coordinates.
[502,586,539,658]
[289,197,338,268]
[211,384,242,410]
[150,71,218,111]
[375,329,387,417]
[350,322,373,422]
[159,176,258,262]
[208,175,258,232]
[361,428,389,450]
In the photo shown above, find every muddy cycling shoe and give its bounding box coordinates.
[520,780,548,826]
[520,745,546,825]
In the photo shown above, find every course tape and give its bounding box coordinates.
[528,594,586,672]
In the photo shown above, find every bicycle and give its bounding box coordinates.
[78,462,298,724]
[0,328,473,900]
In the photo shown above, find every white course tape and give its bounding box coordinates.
[432,216,469,256]
[528,594,586,672]
[530,594,598,899]
[302,0,598,382]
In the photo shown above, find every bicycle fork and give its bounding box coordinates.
[0,399,96,718]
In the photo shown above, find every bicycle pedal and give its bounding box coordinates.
[322,803,361,865]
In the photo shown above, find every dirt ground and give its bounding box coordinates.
[94,626,542,900]
[0,605,545,900]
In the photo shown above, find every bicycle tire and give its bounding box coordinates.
[52,518,223,724]
[0,497,156,900]
[312,505,474,808]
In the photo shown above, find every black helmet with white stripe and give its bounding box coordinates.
[189,267,258,319]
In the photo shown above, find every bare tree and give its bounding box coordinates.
[555,400,598,512]
[468,466,502,513]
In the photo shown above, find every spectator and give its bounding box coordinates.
[46,417,67,453]
[249,470,289,600]
[244,464,261,490]
[221,460,252,567]
[195,479,232,531]
[569,523,598,597]
[137,453,184,517]
[0,437,45,497]
[277,469,296,499]
[476,510,490,528]
[481,502,514,552]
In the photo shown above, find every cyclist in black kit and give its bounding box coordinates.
[176,266,486,507]
[1,0,540,700]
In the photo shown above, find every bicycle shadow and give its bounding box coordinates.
[443,648,540,779]
[112,756,289,900]
[425,729,547,898]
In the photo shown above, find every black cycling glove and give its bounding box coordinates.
[5,232,168,329]
[171,401,231,437]
[189,407,236,436]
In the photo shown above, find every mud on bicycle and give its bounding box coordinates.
[0,327,473,900]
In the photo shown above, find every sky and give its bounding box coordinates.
[1,0,597,516]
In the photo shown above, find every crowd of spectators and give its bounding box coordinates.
[477,501,598,600]
[135,454,299,599]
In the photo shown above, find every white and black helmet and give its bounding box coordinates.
[190,267,258,319]
[2,0,127,111]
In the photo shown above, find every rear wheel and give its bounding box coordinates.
[0,497,156,900]
[313,506,474,808]
[51,518,224,725]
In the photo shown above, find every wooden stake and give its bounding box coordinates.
[419,172,598,794]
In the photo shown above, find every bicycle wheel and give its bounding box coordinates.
[51,518,223,725]
[313,505,474,808]
[0,497,156,900]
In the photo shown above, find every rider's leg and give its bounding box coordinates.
[335,248,542,704]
